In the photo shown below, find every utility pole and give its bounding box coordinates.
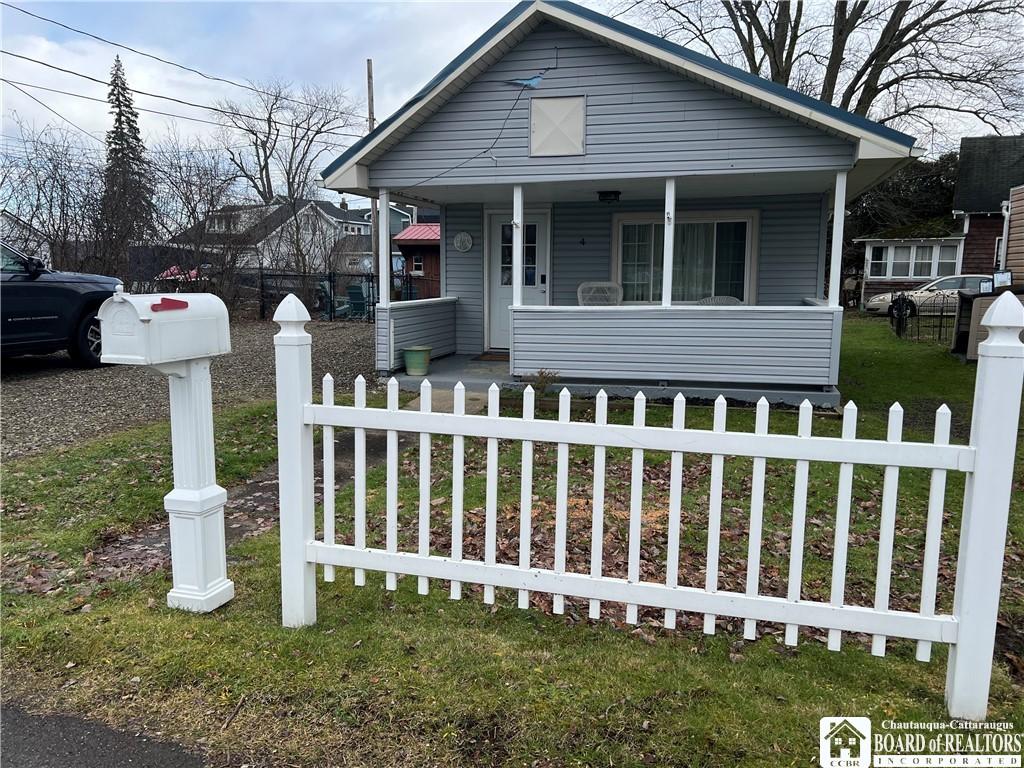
[367,58,379,301]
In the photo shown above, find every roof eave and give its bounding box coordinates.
[321,0,918,192]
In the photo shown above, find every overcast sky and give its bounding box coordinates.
[1,1,521,167]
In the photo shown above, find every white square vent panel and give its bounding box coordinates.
[530,96,585,157]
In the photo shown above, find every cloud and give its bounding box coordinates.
[2,0,516,153]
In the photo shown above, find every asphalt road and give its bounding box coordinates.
[1,706,203,768]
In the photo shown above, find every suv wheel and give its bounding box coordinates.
[69,312,103,368]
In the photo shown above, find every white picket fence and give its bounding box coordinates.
[273,293,1024,720]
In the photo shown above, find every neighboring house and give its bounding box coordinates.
[1003,185,1024,276]
[1,210,51,267]
[393,223,441,298]
[321,0,920,405]
[171,197,358,272]
[331,234,374,273]
[953,136,1024,276]
[854,218,964,302]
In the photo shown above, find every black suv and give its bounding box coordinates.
[1,242,122,367]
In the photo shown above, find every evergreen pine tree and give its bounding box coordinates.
[100,56,154,270]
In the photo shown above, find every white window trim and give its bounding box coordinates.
[864,239,963,280]
[611,210,759,305]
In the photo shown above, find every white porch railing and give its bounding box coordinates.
[274,292,1024,721]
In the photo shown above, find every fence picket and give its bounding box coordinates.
[553,388,571,615]
[450,382,466,600]
[872,403,904,657]
[785,400,814,646]
[322,375,336,583]
[385,378,399,592]
[417,380,432,596]
[273,290,1024,722]
[626,392,647,625]
[484,384,500,605]
[743,397,769,640]
[518,386,535,610]
[917,405,950,662]
[589,390,608,620]
[664,394,686,629]
[353,375,367,587]
[828,401,858,651]
[704,396,727,634]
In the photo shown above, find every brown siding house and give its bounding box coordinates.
[953,136,1024,276]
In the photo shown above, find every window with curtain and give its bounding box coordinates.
[618,216,751,303]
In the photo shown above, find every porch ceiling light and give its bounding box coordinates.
[598,190,620,203]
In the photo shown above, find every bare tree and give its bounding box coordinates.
[215,81,361,203]
[148,131,250,300]
[614,0,1024,139]
[1,121,105,273]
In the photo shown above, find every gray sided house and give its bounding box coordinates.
[322,0,920,405]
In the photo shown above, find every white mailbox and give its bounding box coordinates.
[97,289,235,613]
[99,290,230,366]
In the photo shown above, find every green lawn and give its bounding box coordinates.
[2,313,1022,767]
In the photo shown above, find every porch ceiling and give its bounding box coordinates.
[392,168,838,206]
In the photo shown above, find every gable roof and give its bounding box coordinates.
[853,216,964,242]
[394,223,440,243]
[952,136,1024,213]
[171,198,345,248]
[322,0,916,188]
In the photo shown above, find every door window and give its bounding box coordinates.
[499,223,539,287]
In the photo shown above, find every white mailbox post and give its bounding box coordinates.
[98,289,234,612]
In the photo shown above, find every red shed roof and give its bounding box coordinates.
[393,223,440,243]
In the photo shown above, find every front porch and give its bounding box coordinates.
[373,172,847,407]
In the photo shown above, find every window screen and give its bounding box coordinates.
[530,96,585,157]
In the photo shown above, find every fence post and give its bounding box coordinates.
[946,292,1024,719]
[274,293,317,628]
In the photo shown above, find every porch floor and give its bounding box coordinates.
[393,355,840,408]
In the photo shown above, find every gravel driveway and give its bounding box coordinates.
[1,320,375,461]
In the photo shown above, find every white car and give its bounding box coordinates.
[865,274,990,316]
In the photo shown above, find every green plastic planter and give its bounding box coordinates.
[403,346,432,376]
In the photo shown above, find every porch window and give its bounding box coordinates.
[616,213,753,303]
[913,246,933,277]
[892,246,912,277]
[869,246,887,277]
[866,242,961,278]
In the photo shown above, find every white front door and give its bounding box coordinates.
[488,213,549,349]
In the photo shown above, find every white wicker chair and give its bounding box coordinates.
[695,295,742,306]
[577,281,623,306]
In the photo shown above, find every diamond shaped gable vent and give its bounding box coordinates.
[530,96,585,157]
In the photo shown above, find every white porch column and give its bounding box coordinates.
[828,170,848,307]
[512,184,524,307]
[378,188,391,308]
[661,177,676,306]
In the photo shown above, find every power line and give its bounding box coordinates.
[3,80,357,159]
[0,1,369,121]
[1,51,367,141]
[1,130,253,157]
[3,80,103,143]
